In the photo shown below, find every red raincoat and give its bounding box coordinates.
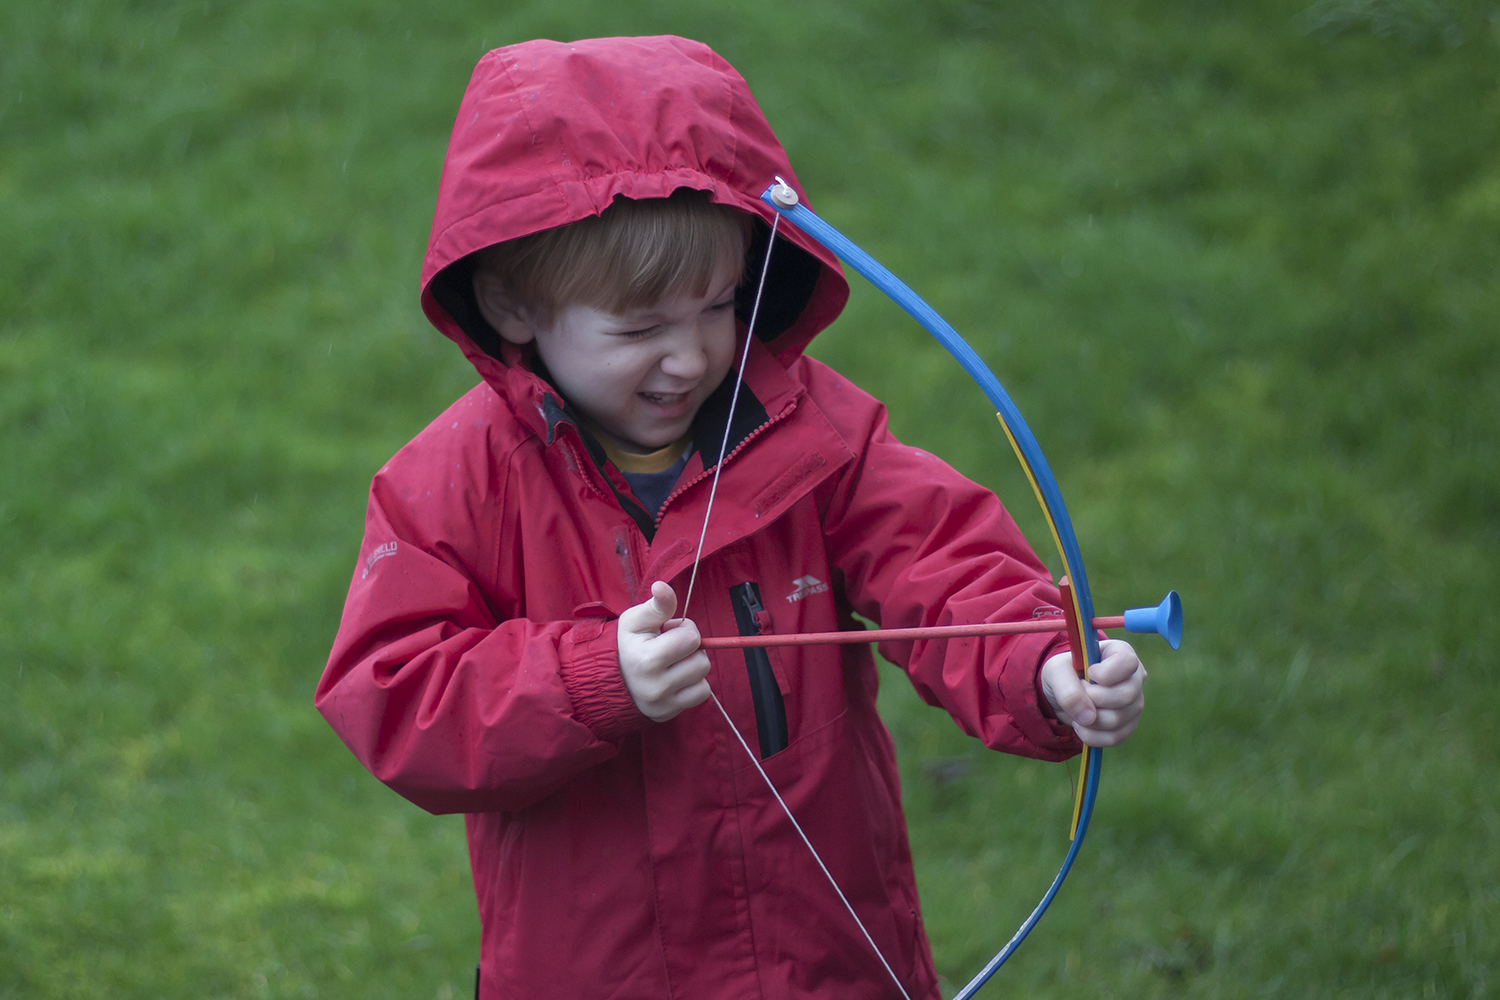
[317,36,1082,1000]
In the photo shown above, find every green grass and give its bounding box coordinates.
[2,0,1496,996]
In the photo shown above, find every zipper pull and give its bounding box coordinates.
[735,583,772,633]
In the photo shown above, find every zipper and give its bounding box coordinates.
[729,581,789,758]
[556,422,661,541]
[655,399,796,525]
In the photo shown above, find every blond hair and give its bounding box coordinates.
[474,189,754,324]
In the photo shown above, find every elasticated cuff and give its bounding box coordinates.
[558,618,649,743]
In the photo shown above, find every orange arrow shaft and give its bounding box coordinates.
[698,615,1127,650]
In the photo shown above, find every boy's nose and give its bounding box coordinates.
[659,336,708,379]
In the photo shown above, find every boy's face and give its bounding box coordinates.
[515,258,741,454]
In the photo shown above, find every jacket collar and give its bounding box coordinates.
[496,332,853,563]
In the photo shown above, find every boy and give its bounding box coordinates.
[317,36,1145,1000]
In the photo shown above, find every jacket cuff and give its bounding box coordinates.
[558,618,648,743]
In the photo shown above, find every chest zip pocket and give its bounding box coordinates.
[729,582,789,758]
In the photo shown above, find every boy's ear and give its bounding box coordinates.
[472,269,537,345]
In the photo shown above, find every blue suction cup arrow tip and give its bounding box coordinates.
[1121,591,1183,650]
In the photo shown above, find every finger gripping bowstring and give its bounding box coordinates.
[758,179,1104,998]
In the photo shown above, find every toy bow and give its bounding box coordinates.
[755,178,1148,996]
[684,178,1179,998]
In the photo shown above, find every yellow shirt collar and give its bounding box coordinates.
[594,429,693,474]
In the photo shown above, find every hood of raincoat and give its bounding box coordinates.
[418,35,851,393]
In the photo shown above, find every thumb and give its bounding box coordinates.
[622,581,679,636]
[1042,652,1097,727]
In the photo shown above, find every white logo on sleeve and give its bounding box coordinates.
[362,541,398,579]
[786,575,830,603]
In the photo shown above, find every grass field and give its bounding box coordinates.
[2,0,1496,997]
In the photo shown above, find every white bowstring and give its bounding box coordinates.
[679,210,779,622]
[707,691,914,1000]
[678,203,913,1000]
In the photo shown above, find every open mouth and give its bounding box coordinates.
[639,391,690,405]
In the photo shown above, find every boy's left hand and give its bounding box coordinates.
[1040,639,1146,747]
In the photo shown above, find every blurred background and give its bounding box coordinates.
[2,1,1495,996]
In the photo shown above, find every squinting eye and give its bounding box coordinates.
[619,327,657,340]
[710,298,735,312]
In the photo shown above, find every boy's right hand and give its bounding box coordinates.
[617,581,712,722]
